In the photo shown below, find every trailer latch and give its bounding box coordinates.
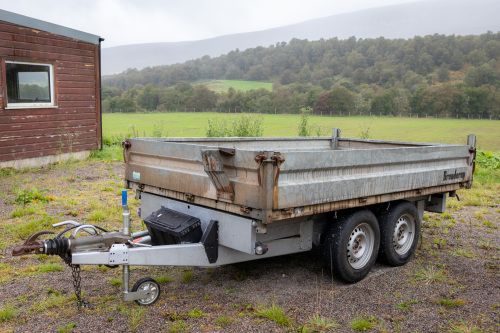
[255,154,286,186]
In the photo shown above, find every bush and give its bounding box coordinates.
[206,114,263,137]
[297,107,325,136]
[476,151,500,169]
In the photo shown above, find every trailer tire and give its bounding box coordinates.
[377,201,420,267]
[323,209,380,283]
[132,277,161,306]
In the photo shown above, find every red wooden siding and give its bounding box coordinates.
[0,20,101,163]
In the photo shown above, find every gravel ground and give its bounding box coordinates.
[0,161,498,332]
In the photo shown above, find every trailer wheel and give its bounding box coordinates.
[132,277,161,306]
[323,210,380,283]
[378,201,420,266]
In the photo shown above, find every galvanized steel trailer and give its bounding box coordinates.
[13,130,476,306]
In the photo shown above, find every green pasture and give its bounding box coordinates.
[200,80,273,93]
[103,112,500,151]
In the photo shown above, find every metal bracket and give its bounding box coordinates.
[252,220,267,234]
[201,149,235,201]
[109,244,129,265]
[123,290,151,302]
[299,220,313,250]
[200,220,218,264]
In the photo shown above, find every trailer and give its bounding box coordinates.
[13,129,476,307]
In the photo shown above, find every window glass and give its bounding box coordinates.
[6,62,54,106]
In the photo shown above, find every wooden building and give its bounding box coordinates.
[0,9,103,169]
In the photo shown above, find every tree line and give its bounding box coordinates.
[102,32,500,119]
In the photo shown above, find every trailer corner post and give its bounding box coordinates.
[331,128,341,150]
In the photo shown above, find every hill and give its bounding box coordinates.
[101,0,500,75]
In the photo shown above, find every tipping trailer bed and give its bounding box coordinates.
[123,131,476,225]
[13,130,477,306]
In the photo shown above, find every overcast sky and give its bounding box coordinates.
[3,0,422,47]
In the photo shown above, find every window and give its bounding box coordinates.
[5,61,55,108]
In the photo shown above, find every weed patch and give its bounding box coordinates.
[350,315,378,331]
[168,320,189,333]
[0,303,18,323]
[181,270,194,283]
[126,308,145,333]
[15,187,54,205]
[156,275,172,284]
[30,292,72,311]
[38,263,64,273]
[10,206,36,218]
[6,215,55,240]
[58,323,76,333]
[435,298,466,308]
[109,278,123,287]
[411,265,447,284]
[253,303,294,327]
[187,308,205,318]
[302,314,341,332]
[214,315,233,327]
[447,318,481,333]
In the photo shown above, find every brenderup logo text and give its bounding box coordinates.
[443,170,465,181]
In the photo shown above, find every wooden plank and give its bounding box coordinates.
[0,48,94,63]
[56,61,97,69]
[57,87,96,95]
[57,74,95,82]
[0,142,98,162]
[0,137,97,155]
[58,94,96,102]
[0,125,97,139]
[0,22,95,50]
[0,119,96,132]
[1,112,98,124]
[56,81,95,89]
[0,107,95,116]
[0,39,95,57]
[56,67,95,76]
[5,33,95,51]
[57,101,96,108]
[0,134,97,151]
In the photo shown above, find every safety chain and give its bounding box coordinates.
[65,261,91,310]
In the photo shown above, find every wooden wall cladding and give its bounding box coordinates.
[0,20,101,163]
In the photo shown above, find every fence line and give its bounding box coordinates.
[103,108,499,120]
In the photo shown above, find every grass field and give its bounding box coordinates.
[200,80,273,93]
[103,112,500,151]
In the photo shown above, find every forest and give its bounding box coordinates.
[102,32,500,119]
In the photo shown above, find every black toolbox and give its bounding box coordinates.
[143,206,202,245]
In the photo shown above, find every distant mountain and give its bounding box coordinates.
[102,0,500,75]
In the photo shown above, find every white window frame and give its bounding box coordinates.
[5,60,56,109]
